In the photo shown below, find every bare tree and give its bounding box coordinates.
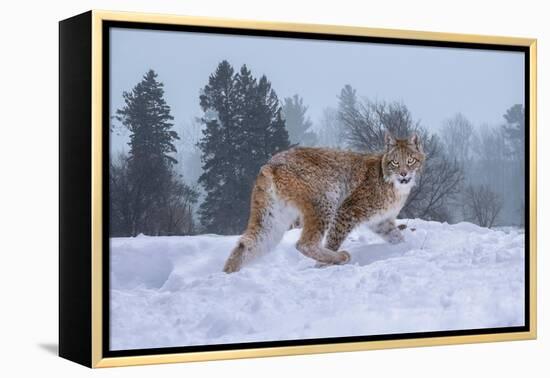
[472,124,507,165]
[146,178,199,236]
[440,113,474,164]
[316,107,344,148]
[467,123,524,227]
[403,145,463,221]
[339,97,421,151]
[110,151,199,237]
[463,184,503,228]
[337,89,463,221]
[470,124,509,207]
[110,152,134,237]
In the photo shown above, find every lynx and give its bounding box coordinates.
[223,133,425,273]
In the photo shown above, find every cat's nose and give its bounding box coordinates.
[400,172,407,177]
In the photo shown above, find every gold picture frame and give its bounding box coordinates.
[59,10,537,368]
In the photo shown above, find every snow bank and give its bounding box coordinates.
[110,219,525,351]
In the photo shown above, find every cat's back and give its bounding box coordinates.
[269,147,363,171]
[264,147,369,195]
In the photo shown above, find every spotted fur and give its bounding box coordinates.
[223,133,425,273]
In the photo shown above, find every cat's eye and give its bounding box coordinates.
[390,160,399,167]
[407,157,417,166]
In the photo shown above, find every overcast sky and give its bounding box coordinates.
[109,27,524,152]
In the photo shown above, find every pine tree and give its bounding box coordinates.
[256,76,290,159]
[115,69,180,236]
[281,94,317,146]
[337,84,360,128]
[502,104,525,223]
[198,61,290,234]
[502,104,525,158]
[198,61,240,233]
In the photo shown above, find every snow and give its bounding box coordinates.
[109,219,525,351]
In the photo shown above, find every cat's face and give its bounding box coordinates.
[382,133,425,192]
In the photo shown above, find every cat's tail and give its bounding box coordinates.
[223,165,296,273]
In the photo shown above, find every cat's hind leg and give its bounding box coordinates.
[224,167,296,273]
[295,204,350,265]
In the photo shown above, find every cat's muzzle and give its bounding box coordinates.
[398,177,411,184]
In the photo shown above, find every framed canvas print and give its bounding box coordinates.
[59,10,537,368]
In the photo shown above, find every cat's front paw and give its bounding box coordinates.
[387,230,405,244]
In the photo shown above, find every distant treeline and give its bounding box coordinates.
[110,62,525,237]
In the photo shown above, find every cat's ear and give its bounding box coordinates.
[409,133,423,153]
[385,131,396,150]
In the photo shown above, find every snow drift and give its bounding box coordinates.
[109,219,525,351]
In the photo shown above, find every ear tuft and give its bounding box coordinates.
[385,131,396,150]
[409,133,423,152]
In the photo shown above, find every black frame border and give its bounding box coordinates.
[101,20,531,359]
[59,11,93,367]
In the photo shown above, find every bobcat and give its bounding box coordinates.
[223,133,425,273]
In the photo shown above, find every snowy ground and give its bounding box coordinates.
[110,219,525,351]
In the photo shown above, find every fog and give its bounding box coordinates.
[109,27,526,230]
[110,27,524,152]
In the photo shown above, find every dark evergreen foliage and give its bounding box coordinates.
[198,61,290,234]
[110,69,198,236]
[281,94,317,146]
[502,104,525,158]
[502,104,526,223]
